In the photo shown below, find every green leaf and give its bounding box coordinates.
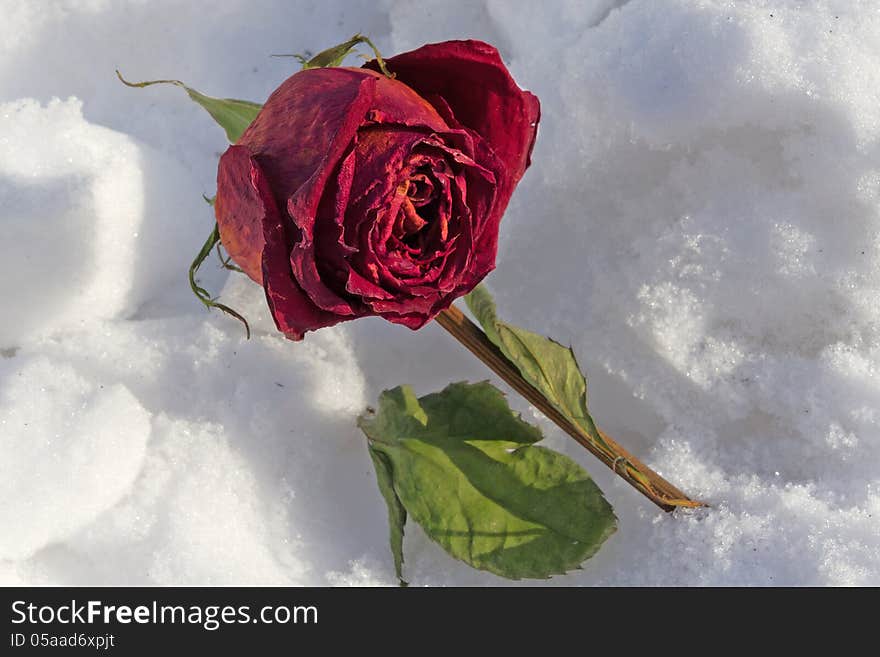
[359,382,616,580]
[465,284,606,448]
[274,33,394,78]
[367,445,407,586]
[116,71,261,143]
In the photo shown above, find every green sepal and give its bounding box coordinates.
[275,33,394,78]
[116,71,261,143]
[189,225,250,339]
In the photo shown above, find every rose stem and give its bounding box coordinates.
[435,305,703,512]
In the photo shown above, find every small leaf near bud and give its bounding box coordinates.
[273,34,395,78]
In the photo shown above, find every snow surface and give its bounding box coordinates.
[1,0,879,586]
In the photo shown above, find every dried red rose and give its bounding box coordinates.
[215,40,539,339]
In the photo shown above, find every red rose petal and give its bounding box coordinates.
[366,40,539,199]
[215,146,269,284]
[238,67,378,206]
[217,147,344,341]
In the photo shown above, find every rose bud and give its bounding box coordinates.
[215,40,540,340]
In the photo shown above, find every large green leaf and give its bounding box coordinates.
[359,382,616,580]
[116,71,261,143]
[465,284,606,447]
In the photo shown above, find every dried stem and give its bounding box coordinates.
[436,305,704,512]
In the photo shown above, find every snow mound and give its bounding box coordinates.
[1,315,371,585]
[0,97,206,348]
[0,356,150,560]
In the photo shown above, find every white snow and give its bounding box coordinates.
[1,0,879,585]
[0,98,206,345]
[0,356,150,560]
